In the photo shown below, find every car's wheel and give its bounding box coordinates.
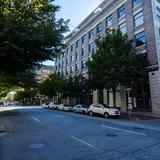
[83,110,86,114]
[89,111,93,116]
[104,112,109,118]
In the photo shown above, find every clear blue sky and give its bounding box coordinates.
[43,0,103,66]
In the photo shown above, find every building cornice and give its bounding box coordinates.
[65,0,114,44]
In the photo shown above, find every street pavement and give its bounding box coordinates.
[0,106,160,160]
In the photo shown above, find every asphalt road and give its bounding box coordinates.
[0,106,160,160]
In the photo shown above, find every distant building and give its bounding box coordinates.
[36,65,54,82]
[55,0,160,115]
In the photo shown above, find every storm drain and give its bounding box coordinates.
[29,143,45,149]
[106,133,118,137]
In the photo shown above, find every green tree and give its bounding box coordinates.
[61,75,84,103]
[14,89,38,105]
[87,29,148,106]
[39,73,85,104]
[0,0,68,84]
[39,73,62,99]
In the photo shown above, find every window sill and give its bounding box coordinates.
[132,3,142,11]
[135,44,146,49]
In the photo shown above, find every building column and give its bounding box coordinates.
[119,86,127,111]
[93,90,98,103]
[149,70,160,115]
[103,89,108,105]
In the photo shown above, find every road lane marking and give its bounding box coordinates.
[101,125,147,136]
[32,117,40,122]
[70,136,101,151]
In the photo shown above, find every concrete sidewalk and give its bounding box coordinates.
[121,111,160,120]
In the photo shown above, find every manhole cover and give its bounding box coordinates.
[29,143,45,149]
[106,133,118,137]
[132,127,144,130]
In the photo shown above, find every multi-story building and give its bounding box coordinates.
[55,0,160,115]
[36,65,54,82]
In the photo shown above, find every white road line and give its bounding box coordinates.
[32,117,40,122]
[101,125,147,136]
[70,136,101,151]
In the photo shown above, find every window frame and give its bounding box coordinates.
[132,0,142,9]
[119,22,127,34]
[118,5,125,18]
[106,15,112,27]
[133,11,144,27]
[135,31,146,47]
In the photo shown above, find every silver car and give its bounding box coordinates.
[88,103,120,118]
[59,104,73,111]
[73,104,89,114]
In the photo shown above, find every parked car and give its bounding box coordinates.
[73,104,89,114]
[57,104,64,110]
[48,102,55,109]
[58,104,73,112]
[88,103,120,118]
[53,103,62,110]
[42,103,49,109]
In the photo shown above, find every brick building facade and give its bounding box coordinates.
[55,0,160,115]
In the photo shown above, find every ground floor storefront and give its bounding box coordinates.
[92,69,160,115]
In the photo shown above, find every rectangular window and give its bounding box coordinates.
[88,29,93,39]
[76,40,79,48]
[157,0,160,3]
[135,31,146,47]
[118,5,125,18]
[75,63,79,71]
[81,47,86,56]
[96,22,102,33]
[66,58,68,65]
[71,54,74,62]
[132,0,142,8]
[66,48,69,55]
[71,44,74,52]
[71,66,74,73]
[81,61,86,69]
[66,69,68,75]
[106,15,112,27]
[82,35,85,44]
[88,42,94,52]
[76,51,80,60]
[156,6,160,20]
[119,22,127,34]
[159,28,160,38]
[134,11,144,27]
[97,34,103,42]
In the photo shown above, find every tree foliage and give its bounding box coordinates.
[0,0,68,84]
[39,73,84,100]
[14,89,38,105]
[87,29,148,105]
[39,73,62,98]
[61,75,83,98]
